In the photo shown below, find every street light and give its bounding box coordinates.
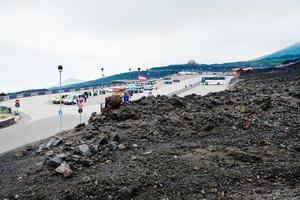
[147,68,149,79]
[101,67,104,89]
[129,68,131,80]
[58,65,63,132]
[137,67,141,80]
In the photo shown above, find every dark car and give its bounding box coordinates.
[173,79,180,83]
[164,81,173,84]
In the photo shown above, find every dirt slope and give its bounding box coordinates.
[0,64,299,200]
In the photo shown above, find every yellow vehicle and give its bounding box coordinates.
[52,94,68,104]
[112,87,127,97]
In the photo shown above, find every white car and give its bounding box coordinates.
[144,85,153,91]
[64,94,79,105]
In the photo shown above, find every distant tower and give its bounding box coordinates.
[188,60,197,65]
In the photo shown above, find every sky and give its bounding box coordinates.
[1,0,300,93]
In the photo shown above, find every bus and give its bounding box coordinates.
[201,76,225,85]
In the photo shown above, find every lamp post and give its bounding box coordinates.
[58,65,63,132]
[147,68,149,79]
[137,67,141,80]
[101,67,104,89]
[129,68,131,80]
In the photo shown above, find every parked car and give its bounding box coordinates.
[52,94,68,104]
[163,77,171,80]
[64,94,79,105]
[173,79,180,83]
[164,81,173,84]
[144,84,153,91]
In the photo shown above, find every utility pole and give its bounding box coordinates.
[58,65,63,132]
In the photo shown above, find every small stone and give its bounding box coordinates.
[98,135,108,145]
[118,143,126,150]
[131,155,137,161]
[45,137,63,149]
[90,145,99,154]
[55,162,72,177]
[52,136,63,146]
[45,138,56,149]
[83,176,92,183]
[110,141,118,150]
[132,144,138,148]
[111,132,120,142]
[142,150,153,155]
[15,149,26,158]
[75,123,85,130]
[45,150,54,157]
[38,143,46,152]
[78,144,91,157]
[47,156,62,168]
[105,160,112,165]
[14,194,20,199]
[254,187,265,194]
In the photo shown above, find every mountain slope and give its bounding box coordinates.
[257,42,300,61]
[51,78,85,87]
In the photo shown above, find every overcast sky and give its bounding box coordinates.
[1,0,300,93]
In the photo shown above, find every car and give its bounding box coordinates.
[164,81,173,84]
[52,94,68,104]
[147,80,156,85]
[64,94,79,105]
[173,79,180,83]
[163,77,171,80]
[144,85,153,90]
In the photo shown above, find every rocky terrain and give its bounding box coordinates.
[0,63,299,200]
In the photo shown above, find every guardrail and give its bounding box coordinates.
[0,84,121,103]
[0,117,15,129]
[0,82,128,103]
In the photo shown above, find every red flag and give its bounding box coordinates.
[138,75,147,81]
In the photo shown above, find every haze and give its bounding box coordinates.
[1,0,300,93]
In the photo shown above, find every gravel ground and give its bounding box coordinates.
[0,63,299,200]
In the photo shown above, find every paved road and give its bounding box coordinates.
[179,75,233,97]
[0,114,89,153]
[0,74,233,154]
[0,94,107,154]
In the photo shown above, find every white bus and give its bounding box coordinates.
[201,76,225,85]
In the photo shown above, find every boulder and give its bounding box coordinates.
[105,95,122,109]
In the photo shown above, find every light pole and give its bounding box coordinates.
[129,68,131,80]
[147,68,149,79]
[101,67,104,89]
[58,65,63,132]
[137,67,141,79]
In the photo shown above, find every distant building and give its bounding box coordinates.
[188,60,197,65]
[178,71,199,75]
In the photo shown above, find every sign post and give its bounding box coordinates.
[77,97,84,124]
[15,99,20,116]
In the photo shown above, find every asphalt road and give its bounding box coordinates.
[0,74,233,154]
